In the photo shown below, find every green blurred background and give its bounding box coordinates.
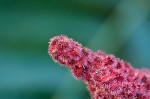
[0,0,150,99]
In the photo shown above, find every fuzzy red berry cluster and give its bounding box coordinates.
[48,35,150,99]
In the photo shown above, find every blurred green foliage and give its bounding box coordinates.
[0,0,150,99]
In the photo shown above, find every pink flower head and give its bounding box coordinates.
[48,35,150,99]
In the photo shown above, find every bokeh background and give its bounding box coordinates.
[0,0,150,99]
